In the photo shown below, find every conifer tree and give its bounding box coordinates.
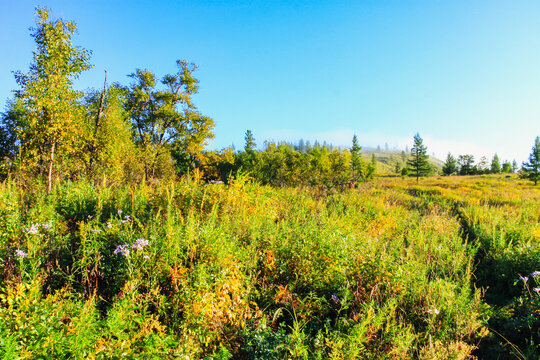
[244,130,256,153]
[442,153,458,175]
[407,133,431,182]
[521,136,540,185]
[350,135,366,182]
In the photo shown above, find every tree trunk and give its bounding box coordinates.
[94,70,107,132]
[47,139,56,194]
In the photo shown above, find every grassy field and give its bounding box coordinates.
[0,175,538,359]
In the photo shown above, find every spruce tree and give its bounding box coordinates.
[442,153,457,175]
[244,130,256,153]
[407,133,431,182]
[350,135,366,182]
[521,136,540,185]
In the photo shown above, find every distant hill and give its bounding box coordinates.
[362,148,444,175]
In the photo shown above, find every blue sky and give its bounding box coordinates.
[1,0,539,162]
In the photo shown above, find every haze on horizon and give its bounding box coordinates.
[1,0,539,163]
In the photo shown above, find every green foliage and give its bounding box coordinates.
[1,8,539,359]
[244,130,256,153]
[407,133,431,182]
[490,154,501,174]
[520,136,540,185]
[12,7,92,192]
[83,84,144,184]
[350,134,369,182]
[125,61,215,179]
[502,161,513,173]
[443,153,458,175]
[4,176,529,358]
[458,154,475,175]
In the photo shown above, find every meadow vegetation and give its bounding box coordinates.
[0,174,538,359]
[1,8,540,359]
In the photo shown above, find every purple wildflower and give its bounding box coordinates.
[41,222,51,230]
[88,215,93,219]
[331,293,339,305]
[427,308,440,315]
[114,244,130,257]
[24,223,40,234]
[519,276,529,283]
[15,249,28,258]
[131,238,149,251]
[107,222,113,229]
[91,229,102,234]
[118,210,123,215]
[143,255,150,260]
[530,271,540,278]
[533,287,540,293]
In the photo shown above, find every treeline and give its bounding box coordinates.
[442,153,518,176]
[202,132,375,187]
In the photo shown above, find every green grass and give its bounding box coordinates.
[0,175,537,359]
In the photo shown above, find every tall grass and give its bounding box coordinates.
[0,175,537,358]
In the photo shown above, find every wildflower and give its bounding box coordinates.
[143,255,150,260]
[427,308,440,315]
[118,210,123,215]
[519,276,529,283]
[114,244,130,257]
[88,215,93,219]
[530,271,540,278]
[209,180,223,185]
[533,287,540,293]
[15,249,28,258]
[41,222,52,230]
[24,223,40,234]
[107,222,113,229]
[91,229,102,234]
[331,293,339,305]
[131,238,149,251]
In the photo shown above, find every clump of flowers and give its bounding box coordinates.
[131,238,149,251]
[114,244,130,257]
[24,223,40,234]
[15,249,28,258]
[24,222,52,234]
[114,238,149,257]
[427,308,440,315]
[120,215,131,225]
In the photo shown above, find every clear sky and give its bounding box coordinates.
[1,0,539,163]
